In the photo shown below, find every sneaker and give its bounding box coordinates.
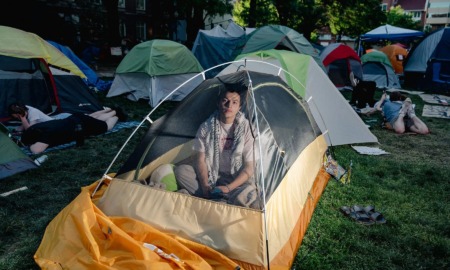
[399,100,411,116]
[407,104,416,118]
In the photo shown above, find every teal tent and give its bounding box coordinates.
[241,25,324,70]
[0,126,37,180]
[361,51,401,89]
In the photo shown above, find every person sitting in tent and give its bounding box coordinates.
[8,103,126,133]
[173,86,261,209]
[375,91,429,134]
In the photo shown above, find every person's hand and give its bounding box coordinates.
[216,185,231,194]
[200,184,212,198]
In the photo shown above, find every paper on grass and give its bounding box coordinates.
[352,146,389,155]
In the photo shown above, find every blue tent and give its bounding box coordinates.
[358,24,424,55]
[47,41,112,91]
[192,21,249,76]
[403,27,450,92]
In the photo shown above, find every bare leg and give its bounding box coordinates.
[407,103,429,134]
[30,142,49,154]
[89,110,116,122]
[392,113,406,134]
[408,116,429,134]
[104,116,119,131]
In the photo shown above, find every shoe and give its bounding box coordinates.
[399,98,411,116]
[112,106,128,122]
[407,104,416,118]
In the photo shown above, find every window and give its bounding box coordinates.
[119,21,127,38]
[118,0,125,8]
[429,3,450,9]
[136,0,145,11]
[412,11,421,19]
[136,22,146,40]
[381,4,387,12]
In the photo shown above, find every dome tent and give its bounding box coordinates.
[0,26,102,120]
[320,43,363,90]
[361,50,401,89]
[403,27,450,91]
[379,44,408,74]
[36,65,330,269]
[107,39,204,107]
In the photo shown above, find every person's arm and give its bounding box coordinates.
[196,151,211,197]
[217,162,254,194]
[19,115,32,130]
[376,93,387,111]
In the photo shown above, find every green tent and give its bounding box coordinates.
[241,25,324,70]
[0,126,37,180]
[107,39,204,107]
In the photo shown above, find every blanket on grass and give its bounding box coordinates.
[20,121,141,155]
[422,105,450,119]
[419,94,449,106]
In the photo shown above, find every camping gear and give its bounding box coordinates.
[320,43,363,90]
[0,126,37,180]
[404,27,450,92]
[379,44,408,74]
[107,39,204,107]
[241,25,324,70]
[361,51,401,89]
[192,21,250,73]
[350,80,377,109]
[219,49,378,146]
[0,26,103,121]
[36,66,331,269]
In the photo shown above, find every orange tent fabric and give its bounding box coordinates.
[34,179,240,270]
[379,45,408,74]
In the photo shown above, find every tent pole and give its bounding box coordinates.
[244,70,271,269]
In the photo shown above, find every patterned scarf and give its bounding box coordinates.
[199,111,246,186]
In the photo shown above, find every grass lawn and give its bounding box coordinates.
[0,88,449,270]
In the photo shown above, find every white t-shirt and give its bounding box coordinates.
[26,105,53,125]
[194,120,255,175]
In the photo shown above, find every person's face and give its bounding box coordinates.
[219,91,241,123]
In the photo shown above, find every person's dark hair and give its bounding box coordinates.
[8,102,28,117]
[390,91,407,102]
[217,83,247,106]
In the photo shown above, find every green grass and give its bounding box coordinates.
[0,89,449,270]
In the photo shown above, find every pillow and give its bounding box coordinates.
[149,164,178,192]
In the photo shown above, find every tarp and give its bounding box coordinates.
[35,180,240,269]
[360,24,424,42]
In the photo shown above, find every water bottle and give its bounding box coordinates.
[75,124,84,147]
[34,155,48,166]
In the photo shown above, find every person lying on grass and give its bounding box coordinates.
[9,103,127,154]
[375,91,429,134]
[8,102,127,132]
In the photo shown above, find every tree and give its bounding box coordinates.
[177,0,234,47]
[387,5,421,30]
[326,0,386,41]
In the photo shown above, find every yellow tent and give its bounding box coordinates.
[0,25,85,78]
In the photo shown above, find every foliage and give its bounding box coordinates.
[233,0,385,41]
[326,0,386,39]
[233,0,279,27]
[387,6,421,31]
